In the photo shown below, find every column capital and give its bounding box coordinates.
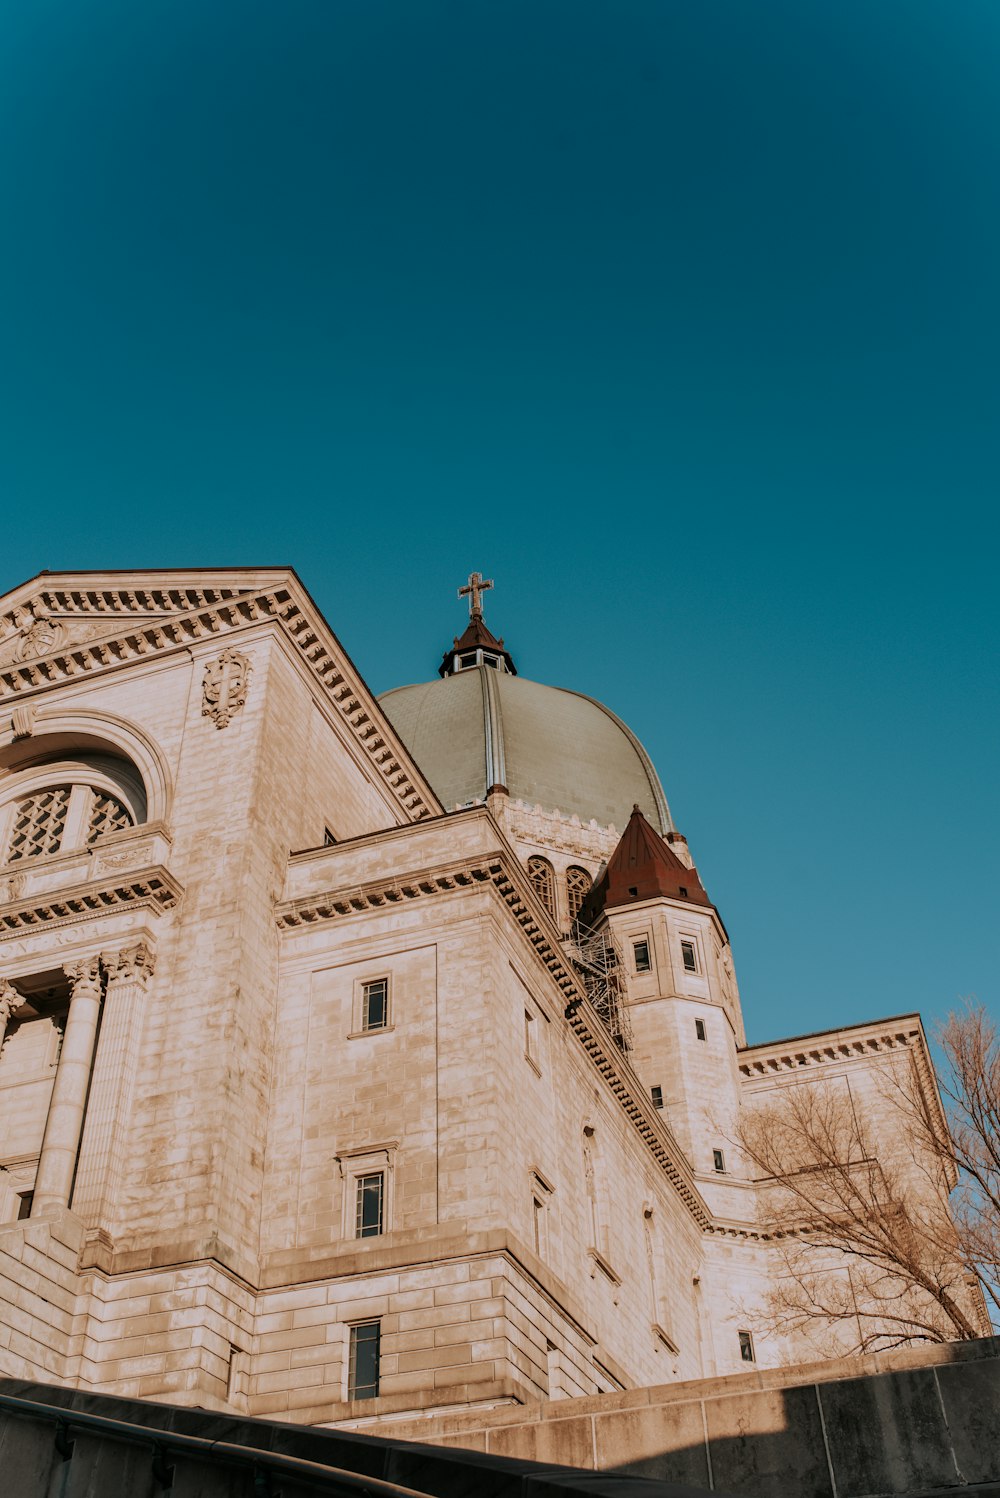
[0,979,25,1026]
[101,941,156,987]
[63,955,103,999]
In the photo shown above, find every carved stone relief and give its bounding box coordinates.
[92,842,154,874]
[0,979,26,1027]
[0,912,143,961]
[64,954,103,1000]
[1,872,26,904]
[0,606,145,668]
[202,648,252,729]
[11,610,65,663]
[101,941,156,986]
[11,705,36,740]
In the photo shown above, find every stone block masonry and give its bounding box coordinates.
[345,1335,1000,1498]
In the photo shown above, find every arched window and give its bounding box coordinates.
[566,866,590,924]
[0,753,145,866]
[527,856,555,918]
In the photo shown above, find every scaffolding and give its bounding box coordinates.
[564,918,633,1054]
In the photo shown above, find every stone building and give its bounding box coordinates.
[0,567,967,1425]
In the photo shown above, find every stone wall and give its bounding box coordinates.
[345,1335,1000,1496]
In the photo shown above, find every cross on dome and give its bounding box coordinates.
[438,571,516,677]
[458,571,493,619]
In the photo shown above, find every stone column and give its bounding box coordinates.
[71,942,155,1240]
[32,956,104,1216]
[0,979,26,1050]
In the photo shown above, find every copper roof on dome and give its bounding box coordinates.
[579,805,713,923]
[439,611,517,677]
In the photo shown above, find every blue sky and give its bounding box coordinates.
[1,1,997,1043]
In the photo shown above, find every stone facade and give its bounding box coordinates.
[0,568,974,1427]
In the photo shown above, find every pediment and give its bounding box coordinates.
[0,573,289,668]
[0,569,442,827]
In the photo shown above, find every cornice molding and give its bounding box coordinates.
[0,866,182,937]
[739,1018,957,1194]
[0,579,439,826]
[276,856,497,928]
[738,1024,922,1078]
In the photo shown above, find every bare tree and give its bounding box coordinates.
[736,1043,989,1356]
[886,1002,1000,1327]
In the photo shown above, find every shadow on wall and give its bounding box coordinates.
[592,1344,1000,1496]
[416,1339,1000,1497]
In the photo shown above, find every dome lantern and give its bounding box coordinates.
[439,571,517,678]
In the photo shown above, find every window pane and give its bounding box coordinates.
[681,941,697,972]
[362,980,388,1031]
[739,1330,755,1363]
[348,1321,381,1399]
[695,1019,707,1041]
[713,1150,726,1173]
[87,791,133,843]
[651,1086,664,1110]
[355,1173,384,1237]
[566,866,590,923]
[633,940,651,973]
[527,857,555,917]
[6,787,71,862]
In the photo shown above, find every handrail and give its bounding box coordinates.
[0,1390,436,1498]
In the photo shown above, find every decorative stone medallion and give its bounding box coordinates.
[13,610,64,662]
[202,648,252,729]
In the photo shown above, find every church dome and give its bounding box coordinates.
[379,667,674,835]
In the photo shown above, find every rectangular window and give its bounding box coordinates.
[323,826,336,846]
[681,940,698,973]
[633,939,651,973]
[532,1196,544,1253]
[16,1192,32,1221]
[348,1321,381,1399]
[226,1343,248,1401]
[524,1008,538,1066]
[531,1171,552,1257]
[738,1330,755,1363]
[713,1149,726,1174]
[355,1172,384,1238]
[651,1085,664,1110]
[695,1018,707,1041]
[361,979,388,1032]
